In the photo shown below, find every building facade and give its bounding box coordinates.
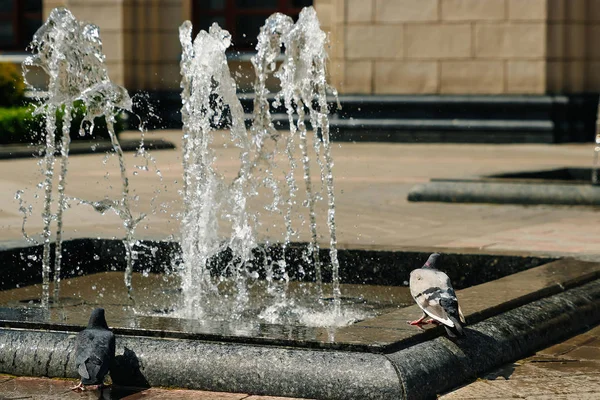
[22,0,597,96]
[1,1,598,141]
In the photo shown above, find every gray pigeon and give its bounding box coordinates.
[408,253,465,337]
[72,308,115,391]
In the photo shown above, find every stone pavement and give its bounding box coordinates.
[0,375,307,399]
[440,324,600,399]
[1,130,599,260]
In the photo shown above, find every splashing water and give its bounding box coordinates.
[178,7,347,325]
[22,8,140,305]
[593,97,600,185]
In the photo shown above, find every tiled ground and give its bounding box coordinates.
[440,324,600,399]
[1,131,599,260]
[0,375,308,399]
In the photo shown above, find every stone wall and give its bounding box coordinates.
[41,0,600,95]
[317,0,600,95]
[44,0,185,91]
[44,0,128,87]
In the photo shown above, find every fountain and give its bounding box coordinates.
[1,6,600,400]
[10,6,368,329]
[20,7,142,306]
[177,7,345,325]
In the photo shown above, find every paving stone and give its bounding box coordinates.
[118,389,248,399]
[0,376,307,400]
[440,380,522,399]
[443,324,600,397]
[527,360,600,376]
[524,395,600,400]
[559,345,600,362]
[483,362,562,380]
[479,376,585,397]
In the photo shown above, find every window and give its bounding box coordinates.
[192,0,313,51]
[0,0,43,51]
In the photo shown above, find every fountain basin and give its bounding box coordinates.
[1,239,599,399]
[408,167,600,206]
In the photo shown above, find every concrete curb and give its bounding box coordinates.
[0,328,402,399]
[0,138,175,160]
[1,279,599,399]
[408,181,600,206]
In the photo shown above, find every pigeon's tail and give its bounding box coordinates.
[445,316,465,338]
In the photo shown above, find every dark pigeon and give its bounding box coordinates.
[72,308,115,391]
[408,253,466,337]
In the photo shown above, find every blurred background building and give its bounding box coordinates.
[1,0,599,142]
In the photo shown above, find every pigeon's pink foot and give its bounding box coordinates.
[70,381,85,392]
[425,319,439,325]
[408,314,428,326]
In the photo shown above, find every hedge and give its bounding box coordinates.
[0,62,26,107]
[0,102,127,145]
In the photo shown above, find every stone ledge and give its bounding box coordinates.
[408,181,600,206]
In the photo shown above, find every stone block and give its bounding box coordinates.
[332,0,346,24]
[99,31,124,62]
[347,0,373,23]
[590,0,600,22]
[344,61,373,93]
[68,3,124,31]
[564,23,586,60]
[440,60,504,93]
[441,0,505,21]
[375,61,438,94]
[106,62,125,87]
[507,61,545,94]
[475,23,546,59]
[565,60,585,92]
[328,59,345,91]
[157,62,181,90]
[405,24,471,59]
[547,23,564,59]
[548,0,566,21]
[375,0,438,23]
[585,61,600,92]
[329,23,345,59]
[508,0,547,21]
[545,61,562,93]
[150,32,181,63]
[156,5,184,31]
[565,0,586,22]
[587,25,600,60]
[346,25,403,60]
[315,1,334,28]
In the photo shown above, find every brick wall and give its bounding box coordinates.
[317,0,600,95]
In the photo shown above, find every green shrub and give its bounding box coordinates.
[0,103,127,145]
[0,106,40,144]
[0,63,26,107]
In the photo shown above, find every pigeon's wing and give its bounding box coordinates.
[77,362,90,380]
[89,330,114,383]
[458,305,466,323]
[75,330,95,380]
[75,329,114,384]
[409,268,457,327]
